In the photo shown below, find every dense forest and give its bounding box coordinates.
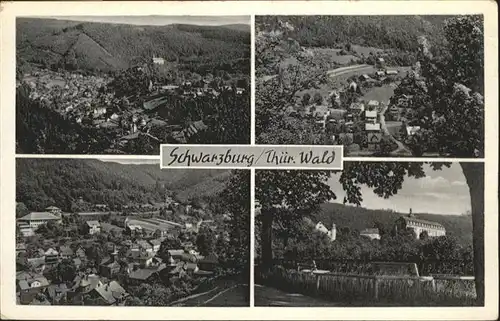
[315,203,473,246]
[16,159,231,212]
[257,15,451,53]
[16,18,250,74]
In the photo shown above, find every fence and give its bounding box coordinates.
[256,266,476,306]
[272,259,474,276]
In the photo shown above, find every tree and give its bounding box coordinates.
[301,93,311,107]
[16,202,29,218]
[389,16,485,303]
[419,230,429,241]
[195,227,216,256]
[255,170,335,271]
[313,92,323,105]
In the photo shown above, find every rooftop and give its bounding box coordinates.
[86,220,101,227]
[401,216,445,229]
[18,212,61,221]
[94,281,128,305]
[361,228,380,235]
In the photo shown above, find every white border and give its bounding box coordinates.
[1,1,498,320]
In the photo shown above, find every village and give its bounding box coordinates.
[15,196,224,306]
[17,56,248,153]
[283,57,422,156]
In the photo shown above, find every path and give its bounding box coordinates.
[379,104,412,156]
[173,281,249,307]
[326,64,373,77]
[254,284,340,307]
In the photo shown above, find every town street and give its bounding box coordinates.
[379,104,412,156]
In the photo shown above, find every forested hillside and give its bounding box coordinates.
[16,158,230,211]
[17,18,250,74]
[257,15,452,52]
[314,203,473,246]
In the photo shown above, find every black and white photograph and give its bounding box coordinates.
[15,158,250,306]
[254,162,484,306]
[16,16,251,154]
[255,15,484,158]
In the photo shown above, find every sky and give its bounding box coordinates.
[328,163,471,216]
[46,15,250,26]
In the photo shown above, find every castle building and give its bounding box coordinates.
[394,211,446,239]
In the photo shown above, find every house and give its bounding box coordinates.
[128,264,167,285]
[44,248,59,265]
[149,239,162,253]
[46,284,68,304]
[17,273,50,305]
[184,262,199,275]
[75,247,87,262]
[367,100,380,110]
[365,123,381,131]
[73,258,82,269]
[137,240,154,254]
[99,256,120,278]
[197,254,219,272]
[17,212,62,229]
[314,222,337,241]
[94,204,107,210]
[360,228,381,240]
[395,213,446,239]
[17,223,35,237]
[168,249,185,261]
[350,102,365,114]
[359,74,371,81]
[45,206,62,216]
[152,57,165,65]
[375,70,385,78]
[16,243,27,256]
[406,126,421,136]
[236,87,245,95]
[59,246,74,259]
[26,256,46,273]
[85,220,101,235]
[93,107,107,118]
[385,69,399,75]
[88,281,129,305]
[348,81,358,92]
[137,253,156,268]
[365,110,377,124]
[376,57,385,68]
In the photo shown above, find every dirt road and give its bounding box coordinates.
[172,281,249,307]
[379,104,412,156]
[254,284,340,307]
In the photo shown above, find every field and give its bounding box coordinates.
[351,44,386,57]
[361,85,396,104]
[309,47,359,65]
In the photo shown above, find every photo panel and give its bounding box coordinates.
[255,15,484,158]
[16,15,251,155]
[254,162,484,306]
[15,158,250,306]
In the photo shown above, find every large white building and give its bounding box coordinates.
[17,212,62,229]
[395,213,446,239]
